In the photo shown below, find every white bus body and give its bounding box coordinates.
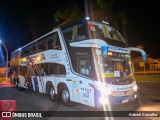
[10,19,146,108]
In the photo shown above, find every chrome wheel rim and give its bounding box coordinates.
[62,89,69,102]
[49,87,55,99]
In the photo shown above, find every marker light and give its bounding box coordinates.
[133,85,138,91]
[108,52,112,56]
[21,58,27,62]
[36,55,41,61]
[36,54,44,61]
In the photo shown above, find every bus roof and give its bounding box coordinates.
[11,18,86,54]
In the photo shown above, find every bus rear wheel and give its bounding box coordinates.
[49,85,57,102]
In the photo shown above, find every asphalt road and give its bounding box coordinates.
[0,82,160,120]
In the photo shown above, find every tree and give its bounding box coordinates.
[89,0,128,39]
[54,0,128,39]
[54,0,83,27]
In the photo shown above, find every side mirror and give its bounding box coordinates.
[128,47,146,62]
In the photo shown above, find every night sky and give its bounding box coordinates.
[0,0,159,61]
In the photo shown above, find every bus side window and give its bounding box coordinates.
[21,50,26,58]
[29,44,36,55]
[37,38,47,52]
[41,40,47,51]
[47,63,66,75]
[62,28,73,42]
[62,23,88,42]
[72,24,86,42]
[22,46,30,57]
[77,24,87,41]
[72,26,77,41]
[38,63,48,76]
[44,63,48,75]
[37,42,42,52]
[53,33,61,49]
[46,32,61,50]
[47,36,54,49]
[56,64,66,74]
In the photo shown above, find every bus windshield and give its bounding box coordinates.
[95,50,134,85]
[88,21,126,43]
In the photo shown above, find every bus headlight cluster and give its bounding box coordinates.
[106,87,112,95]
[99,96,109,105]
[101,87,112,95]
[99,87,112,105]
[133,85,138,91]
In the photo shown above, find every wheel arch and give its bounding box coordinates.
[57,82,73,102]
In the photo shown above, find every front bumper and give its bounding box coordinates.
[108,92,137,104]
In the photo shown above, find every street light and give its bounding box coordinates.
[0,39,8,81]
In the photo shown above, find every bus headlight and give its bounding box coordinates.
[99,96,109,105]
[133,85,138,91]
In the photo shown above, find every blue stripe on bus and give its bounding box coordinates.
[27,77,33,91]
[33,76,39,92]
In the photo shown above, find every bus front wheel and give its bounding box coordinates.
[61,86,73,106]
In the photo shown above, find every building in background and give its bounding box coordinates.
[0,63,10,77]
[0,65,6,77]
[131,44,160,75]
[133,55,160,76]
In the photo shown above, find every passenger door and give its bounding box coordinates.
[78,78,94,107]
[78,58,94,107]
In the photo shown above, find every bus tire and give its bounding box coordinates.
[49,85,57,102]
[61,85,74,106]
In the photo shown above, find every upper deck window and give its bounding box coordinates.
[62,23,88,42]
[88,21,126,43]
[46,32,61,50]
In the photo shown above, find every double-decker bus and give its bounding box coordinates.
[10,18,146,108]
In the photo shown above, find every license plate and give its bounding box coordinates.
[122,99,128,103]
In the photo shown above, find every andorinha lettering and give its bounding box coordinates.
[109,46,129,53]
